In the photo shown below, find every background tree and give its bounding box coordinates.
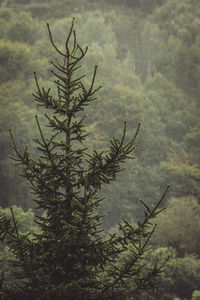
[151,197,200,257]
[143,248,200,300]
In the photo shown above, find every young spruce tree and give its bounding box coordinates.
[0,19,169,300]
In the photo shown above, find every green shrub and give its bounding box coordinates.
[192,290,200,300]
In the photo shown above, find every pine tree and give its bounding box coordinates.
[0,19,169,300]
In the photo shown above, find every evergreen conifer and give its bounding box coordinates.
[0,19,169,300]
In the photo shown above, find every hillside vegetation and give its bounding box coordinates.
[0,0,200,299]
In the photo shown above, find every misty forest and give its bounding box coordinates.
[0,0,200,299]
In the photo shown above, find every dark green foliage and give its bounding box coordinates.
[0,20,167,300]
[0,206,37,290]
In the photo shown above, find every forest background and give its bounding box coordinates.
[0,0,200,299]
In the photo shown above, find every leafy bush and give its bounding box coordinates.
[192,290,200,300]
[151,197,200,256]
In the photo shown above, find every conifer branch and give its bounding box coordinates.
[47,23,66,58]
[10,207,19,239]
[35,116,46,146]
[65,17,75,53]
[72,30,77,54]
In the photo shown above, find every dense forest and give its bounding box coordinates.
[0,0,200,299]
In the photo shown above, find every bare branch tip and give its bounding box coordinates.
[47,23,51,33]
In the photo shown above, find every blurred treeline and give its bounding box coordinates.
[0,0,200,299]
